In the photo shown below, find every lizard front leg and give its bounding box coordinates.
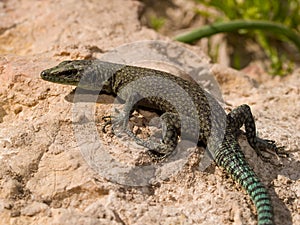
[124,112,180,160]
[103,92,142,135]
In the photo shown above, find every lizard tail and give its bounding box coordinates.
[214,138,274,225]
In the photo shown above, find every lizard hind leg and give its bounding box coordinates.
[227,104,286,162]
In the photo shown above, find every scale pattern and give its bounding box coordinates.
[41,60,285,225]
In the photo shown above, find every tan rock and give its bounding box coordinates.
[0,0,298,225]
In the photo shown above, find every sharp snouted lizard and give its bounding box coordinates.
[41,60,286,225]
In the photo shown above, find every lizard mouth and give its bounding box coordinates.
[40,69,79,85]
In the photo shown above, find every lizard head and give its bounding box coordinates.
[40,60,94,86]
[41,60,125,92]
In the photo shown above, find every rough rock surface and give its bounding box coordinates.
[0,0,299,225]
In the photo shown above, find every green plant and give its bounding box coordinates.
[149,16,165,31]
[176,0,300,75]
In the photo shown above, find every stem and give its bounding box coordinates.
[174,20,300,51]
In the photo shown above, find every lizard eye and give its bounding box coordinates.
[63,69,78,78]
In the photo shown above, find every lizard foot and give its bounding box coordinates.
[102,115,112,133]
[123,129,174,161]
[254,137,287,165]
[102,108,130,136]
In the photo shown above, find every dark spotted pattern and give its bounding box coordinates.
[41,60,285,225]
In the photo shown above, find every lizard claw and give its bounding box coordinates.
[147,150,168,161]
[274,146,288,158]
[102,108,129,135]
[253,137,287,165]
[102,115,112,133]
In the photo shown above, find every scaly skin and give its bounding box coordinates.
[41,60,285,225]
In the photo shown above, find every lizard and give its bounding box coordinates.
[41,59,285,225]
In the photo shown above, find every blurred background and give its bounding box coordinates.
[140,0,300,76]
